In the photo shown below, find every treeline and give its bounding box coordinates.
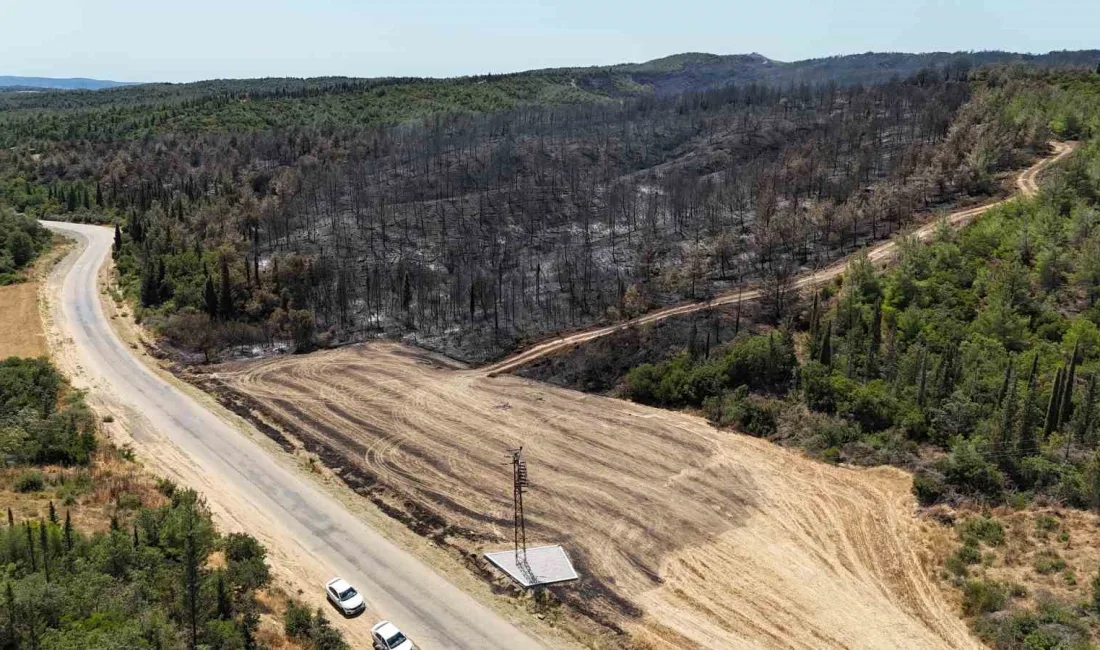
[1,356,348,649]
[1,488,279,650]
[0,208,51,284]
[0,357,95,466]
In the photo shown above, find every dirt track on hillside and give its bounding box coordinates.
[485,141,1076,376]
[215,343,977,648]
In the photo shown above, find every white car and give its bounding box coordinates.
[371,620,415,650]
[325,577,365,617]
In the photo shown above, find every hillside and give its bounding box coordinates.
[0,54,1097,365]
[2,49,1097,132]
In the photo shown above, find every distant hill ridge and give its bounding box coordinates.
[5,49,1100,96]
[0,76,133,91]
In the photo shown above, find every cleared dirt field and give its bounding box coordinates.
[0,280,47,358]
[212,342,980,649]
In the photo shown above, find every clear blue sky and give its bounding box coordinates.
[2,0,1096,82]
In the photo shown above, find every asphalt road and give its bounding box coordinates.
[42,221,545,650]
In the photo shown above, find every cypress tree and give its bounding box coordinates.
[1061,343,1080,430]
[845,322,859,379]
[25,523,35,572]
[1045,366,1065,437]
[39,522,49,584]
[864,298,883,380]
[808,292,821,346]
[1076,373,1099,445]
[997,357,1015,407]
[4,582,15,650]
[47,502,56,525]
[883,320,898,383]
[140,258,160,307]
[133,525,140,549]
[63,511,72,553]
[203,273,218,321]
[156,260,170,304]
[216,572,231,620]
[819,322,833,367]
[917,351,929,408]
[112,224,123,258]
[997,370,1018,456]
[184,508,201,650]
[219,256,233,321]
[1019,353,1041,456]
[6,509,11,528]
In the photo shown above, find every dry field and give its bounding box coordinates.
[0,280,47,358]
[210,342,981,649]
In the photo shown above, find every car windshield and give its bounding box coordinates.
[338,586,357,600]
[386,632,408,647]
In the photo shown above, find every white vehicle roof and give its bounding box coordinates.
[372,620,401,638]
[327,577,352,593]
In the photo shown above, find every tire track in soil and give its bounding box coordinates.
[211,343,975,648]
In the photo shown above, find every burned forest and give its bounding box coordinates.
[2,67,1052,361]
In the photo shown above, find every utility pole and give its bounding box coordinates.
[510,447,532,581]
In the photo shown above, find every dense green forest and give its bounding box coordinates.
[0,357,347,650]
[0,208,51,284]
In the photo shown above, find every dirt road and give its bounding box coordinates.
[40,221,545,650]
[485,141,1077,376]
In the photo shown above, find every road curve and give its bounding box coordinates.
[485,141,1077,376]
[42,221,544,650]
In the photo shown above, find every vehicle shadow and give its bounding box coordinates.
[327,599,366,619]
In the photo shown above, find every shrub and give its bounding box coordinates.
[913,473,947,506]
[1034,514,1060,533]
[959,516,1005,546]
[284,601,313,638]
[1033,550,1066,575]
[116,493,143,510]
[943,437,1005,499]
[706,390,781,437]
[840,380,899,432]
[961,579,1008,615]
[15,470,44,492]
[719,332,797,393]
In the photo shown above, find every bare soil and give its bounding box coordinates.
[203,342,982,648]
[0,236,69,358]
[0,281,46,358]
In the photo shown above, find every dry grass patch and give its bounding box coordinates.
[938,505,1100,647]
